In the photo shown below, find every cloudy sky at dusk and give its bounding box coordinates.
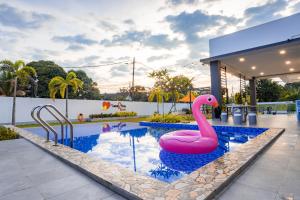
[0,0,300,92]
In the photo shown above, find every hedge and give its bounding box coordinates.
[0,126,19,141]
[148,114,195,123]
[89,111,137,119]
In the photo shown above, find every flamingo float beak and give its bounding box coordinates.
[212,101,219,108]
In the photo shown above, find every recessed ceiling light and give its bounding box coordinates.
[289,68,294,72]
[279,50,286,55]
[239,57,245,62]
[260,72,264,75]
[251,66,256,70]
[285,60,291,65]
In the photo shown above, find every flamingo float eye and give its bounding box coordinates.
[207,97,212,102]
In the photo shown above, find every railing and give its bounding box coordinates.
[31,106,51,141]
[30,104,74,147]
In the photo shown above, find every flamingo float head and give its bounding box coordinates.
[193,94,219,108]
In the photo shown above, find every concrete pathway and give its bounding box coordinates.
[215,115,300,200]
[0,139,125,200]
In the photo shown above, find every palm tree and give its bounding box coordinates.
[0,71,14,96]
[0,60,36,125]
[49,71,83,118]
[148,87,169,113]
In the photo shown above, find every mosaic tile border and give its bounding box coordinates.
[7,125,284,200]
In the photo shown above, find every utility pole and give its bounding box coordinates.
[131,57,135,101]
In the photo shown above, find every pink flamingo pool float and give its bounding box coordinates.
[159,94,219,154]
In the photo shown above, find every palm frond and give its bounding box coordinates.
[13,60,25,71]
[59,83,67,98]
[148,91,156,102]
[69,78,83,93]
[49,87,59,99]
[48,77,66,99]
[0,60,14,72]
[66,71,77,82]
[21,66,37,77]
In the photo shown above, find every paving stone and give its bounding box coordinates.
[36,174,91,198]
[0,188,43,200]
[278,169,300,198]
[0,158,21,175]
[27,165,77,185]
[0,173,32,197]
[48,183,114,200]
[103,194,127,200]
[218,182,277,200]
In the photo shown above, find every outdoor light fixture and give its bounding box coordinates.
[289,68,294,72]
[279,50,286,55]
[285,60,291,65]
[239,57,245,62]
[260,72,264,75]
[251,66,256,70]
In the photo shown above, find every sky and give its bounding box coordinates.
[0,0,300,93]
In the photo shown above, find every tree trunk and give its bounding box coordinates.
[12,77,17,125]
[66,87,69,118]
[156,95,159,113]
[162,95,164,122]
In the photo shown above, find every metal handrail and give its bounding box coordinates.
[44,107,65,144]
[31,106,50,141]
[37,106,59,146]
[41,104,74,148]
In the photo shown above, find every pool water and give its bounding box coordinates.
[25,122,267,183]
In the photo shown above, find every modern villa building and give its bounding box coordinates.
[201,13,300,117]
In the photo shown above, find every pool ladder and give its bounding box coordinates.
[31,104,74,147]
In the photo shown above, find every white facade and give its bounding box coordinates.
[0,97,189,124]
[209,13,300,57]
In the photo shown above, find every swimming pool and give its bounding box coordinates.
[25,122,267,183]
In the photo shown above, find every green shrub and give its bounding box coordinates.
[288,103,296,112]
[114,111,137,117]
[148,113,211,123]
[89,111,137,119]
[89,113,114,119]
[149,114,184,123]
[0,126,19,141]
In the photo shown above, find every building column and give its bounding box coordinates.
[249,77,257,112]
[210,60,222,119]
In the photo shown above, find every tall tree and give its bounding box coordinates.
[0,70,14,96]
[256,79,283,102]
[148,87,169,113]
[149,69,193,112]
[0,60,36,125]
[26,61,66,98]
[68,70,101,100]
[49,71,83,118]
[280,82,300,101]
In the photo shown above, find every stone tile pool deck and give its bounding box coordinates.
[0,138,126,200]
[0,116,300,200]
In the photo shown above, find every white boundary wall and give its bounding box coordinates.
[0,97,189,124]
